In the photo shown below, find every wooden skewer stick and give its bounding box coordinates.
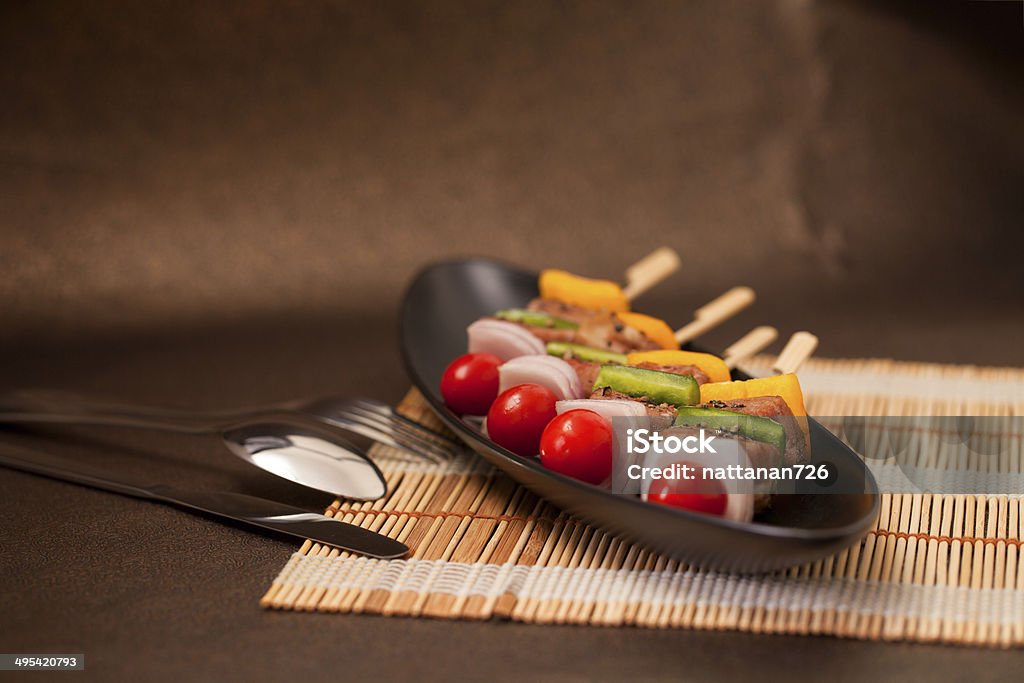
[772,331,819,375]
[621,247,681,301]
[722,326,778,369]
[673,286,756,344]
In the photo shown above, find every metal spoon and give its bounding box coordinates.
[0,406,387,501]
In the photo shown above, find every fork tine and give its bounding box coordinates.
[336,404,426,438]
[331,407,459,459]
[320,414,449,464]
[374,423,453,462]
[343,404,461,450]
[349,399,462,447]
[309,397,463,461]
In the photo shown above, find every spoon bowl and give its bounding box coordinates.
[222,424,387,501]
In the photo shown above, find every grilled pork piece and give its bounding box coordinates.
[490,318,577,344]
[589,386,677,422]
[525,298,661,353]
[575,313,660,353]
[526,298,598,325]
[564,359,710,396]
[704,397,808,466]
[566,358,603,391]
[632,361,710,386]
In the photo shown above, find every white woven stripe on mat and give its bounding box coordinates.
[273,555,1024,628]
[741,357,1024,405]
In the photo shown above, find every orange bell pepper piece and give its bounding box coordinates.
[616,312,679,351]
[627,349,730,382]
[538,270,630,312]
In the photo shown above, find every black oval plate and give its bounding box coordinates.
[400,258,879,572]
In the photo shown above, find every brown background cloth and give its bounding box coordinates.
[1,1,1022,680]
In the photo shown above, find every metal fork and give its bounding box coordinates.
[0,391,462,464]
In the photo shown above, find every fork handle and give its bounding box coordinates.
[4,390,276,420]
[0,394,231,434]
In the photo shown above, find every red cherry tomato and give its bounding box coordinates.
[539,410,613,485]
[486,384,558,457]
[441,353,503,415]
[646,461,728,516]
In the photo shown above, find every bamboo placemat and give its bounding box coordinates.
[261,357,1024,647]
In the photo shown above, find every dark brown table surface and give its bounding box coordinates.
[2,1,1022,680]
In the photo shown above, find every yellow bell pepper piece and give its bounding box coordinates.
[627,349,730,382]
[698,373,806,416]
[616,312,679,351]
[539,269,630,312]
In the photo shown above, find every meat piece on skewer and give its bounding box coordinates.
[525,299,666,352]
[632,361,710,386]
[564,358,711,398]
[566,358,603,392]
[703,398,807,466]
[526,298,600,325]
[589,386,678,422]
[493,304,662,353]
[575,312,662,353]
[505,322,577,345]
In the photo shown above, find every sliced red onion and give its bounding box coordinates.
[498,355,580,400]
[556,398,646,422]
[467,319,545,360]
[723,493,754,524]
[520,354,583,399]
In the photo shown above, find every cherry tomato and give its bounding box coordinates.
[539,410,613,485]
[486,383,558,456]
[646,461,728,516]
[441,353,503,415]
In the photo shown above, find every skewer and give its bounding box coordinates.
[621,247,682,301]
[722,326,779,369]
[673,286,756,344]
[772,331,819,375]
